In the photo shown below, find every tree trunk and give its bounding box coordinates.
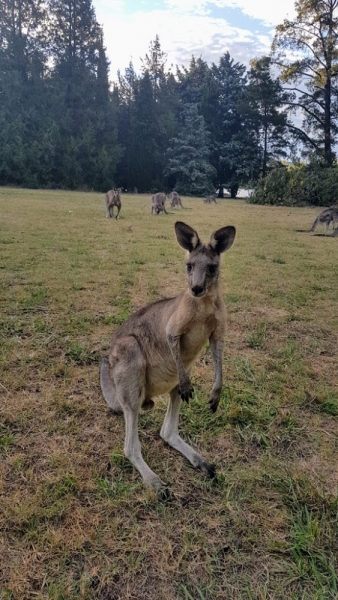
[230,184,239,198]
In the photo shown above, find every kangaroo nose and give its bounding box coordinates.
[192,285,204,297]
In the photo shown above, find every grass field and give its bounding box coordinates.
[1,187,338,600]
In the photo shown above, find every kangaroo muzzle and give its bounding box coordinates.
[191,285,205,297]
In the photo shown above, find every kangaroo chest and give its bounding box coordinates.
[180,313,217,362]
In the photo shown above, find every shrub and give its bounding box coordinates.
[249,162,338,206]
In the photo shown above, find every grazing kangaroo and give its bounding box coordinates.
[204,192,217,204]
[151,192,168,215]
[310,207,338,234]
[105,188,122,219]
[170,191,184,209]
[100,221,236,492]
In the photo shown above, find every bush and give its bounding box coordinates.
[249,163,338,206]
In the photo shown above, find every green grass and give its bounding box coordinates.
[0,188,337,599]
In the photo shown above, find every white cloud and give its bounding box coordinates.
[227,0,296,26]
[96,10,272,79]
[96,0,125,14]
[94,0,296,79]
[164,0,212,16]
[165,0,296,25]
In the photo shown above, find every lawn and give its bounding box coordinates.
[1,187,337,600]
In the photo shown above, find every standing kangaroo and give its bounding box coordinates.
[105,188,122,219]
[100,221,236,492]
[309,207,338,234]
[151,192,168,215]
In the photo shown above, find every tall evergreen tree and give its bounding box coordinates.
[0,0,49,186]
[247,56,289,177]
[141,34,167,102]
[129,70,157,192]
[164,104,216,196]
[46,0,120,189]
[115,62,138,190]
[176,57,211,106]
[140,36,179,189]
[207,52,259,197]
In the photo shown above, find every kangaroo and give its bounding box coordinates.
[204,192,217,204]
[170,191,184,209]
[100,221,236,493]
[310,207,338,234]
[105,188,121,219]
[151,192,168,215]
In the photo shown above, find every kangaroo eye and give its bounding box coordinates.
[208,265,217,275]
[186,263,192,272]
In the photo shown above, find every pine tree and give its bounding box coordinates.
[177,57,211,106]
[46,0,120,189]
[141,34,167,102]
[164,104,216,196]
[129,71,157,192]
[247,56,289,177]
[0,0,49,185]
[208,52,259,197]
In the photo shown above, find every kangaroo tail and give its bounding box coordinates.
[310,217,319,232]
[100,358,122,414]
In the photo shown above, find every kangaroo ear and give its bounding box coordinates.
[175,222,201,252]
[209,226,236,254]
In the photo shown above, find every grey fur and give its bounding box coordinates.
[310,207,338,234]
[204,192,217,204]
[169,191,184,209]
[151,192,168,215]
[105,188,122,219]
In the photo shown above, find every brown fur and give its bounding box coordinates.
[100,221,236,492]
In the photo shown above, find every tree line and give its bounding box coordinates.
[1,0,337,201]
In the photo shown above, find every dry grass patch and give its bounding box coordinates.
[1,188,337,599]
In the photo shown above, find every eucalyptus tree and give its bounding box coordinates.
[273,0,338,165]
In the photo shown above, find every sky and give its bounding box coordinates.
[93,0,297,81]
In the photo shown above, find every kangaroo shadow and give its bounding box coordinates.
[295,229,337,237]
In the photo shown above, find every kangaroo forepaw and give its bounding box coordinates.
[178,379,194,402]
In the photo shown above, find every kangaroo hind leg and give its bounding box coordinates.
[112,336,165,491]
[160,386,216,478]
